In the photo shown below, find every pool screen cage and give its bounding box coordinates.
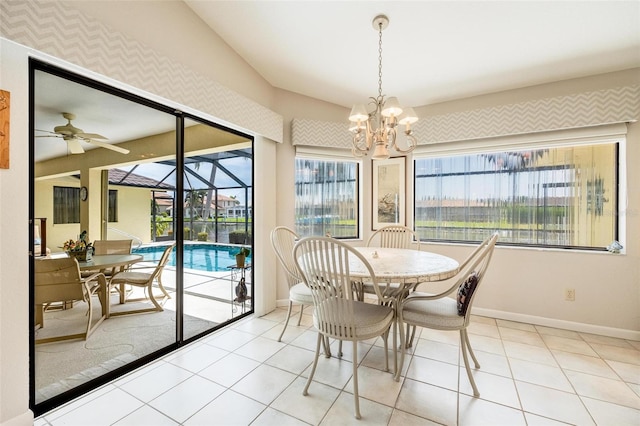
[106,149,252,245]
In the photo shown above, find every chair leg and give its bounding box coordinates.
[463,328,480,368]
[393,318,401,381]
[352,340,361,419]
[303,332,322,396]
[382,329,389,372]
[322,336,332,358]
[460,329,480,397]
[157,276,171,299]
[296,304,304,326]
[406,324,417,348]
[277,300,294,342]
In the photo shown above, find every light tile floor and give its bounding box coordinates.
[36,307,640,425]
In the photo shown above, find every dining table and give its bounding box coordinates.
[76,253,143,273]
[347,246,460,379]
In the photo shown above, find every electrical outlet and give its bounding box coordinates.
[565,289,576,301]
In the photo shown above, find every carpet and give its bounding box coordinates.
[35,295,217,403]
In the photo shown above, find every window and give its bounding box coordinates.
[414,142,618,249]
[53,186,80,224]
[295,158,359,238]
[53,187,118,224]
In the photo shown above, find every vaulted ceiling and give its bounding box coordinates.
[185,1,640,108]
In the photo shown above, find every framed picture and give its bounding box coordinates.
[372,157,405,230]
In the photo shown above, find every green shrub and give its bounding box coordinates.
[229,230,252,244]
[197,231,208,241]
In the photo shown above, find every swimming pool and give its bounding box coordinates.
[133,243,252,272]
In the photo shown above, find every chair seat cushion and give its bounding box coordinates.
[313,298,394,340]
[402,292,465,329]
[457,272,479,316]
[110,271,152,285]
[290,282,313,304]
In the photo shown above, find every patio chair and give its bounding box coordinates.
[396,232,498,393]
[108,243,175,316]
[270,226,313,342]
[35,257,107,344]
[293,236,395,419]
[83,239,133,279]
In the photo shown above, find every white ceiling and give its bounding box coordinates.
[185,0,640,108]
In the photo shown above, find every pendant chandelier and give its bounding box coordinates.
[349,14,419,160]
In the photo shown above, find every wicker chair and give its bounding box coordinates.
[293,236,395,419]
[397,233,498,392]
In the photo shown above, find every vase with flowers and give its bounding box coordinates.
[63,230,93,261]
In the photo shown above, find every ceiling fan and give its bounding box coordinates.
[36,112,130,155]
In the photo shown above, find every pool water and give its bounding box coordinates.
[133,243,251,272]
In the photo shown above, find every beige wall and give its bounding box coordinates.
[1,1,639,424]
[34,178,153,251]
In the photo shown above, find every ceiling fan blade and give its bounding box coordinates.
[35,135,62,138]
[76,132,108,140]
[84,139,130,154]
[35,129,59,135]
[66,138,85,154]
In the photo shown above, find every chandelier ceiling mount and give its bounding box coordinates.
[349,14,419,160]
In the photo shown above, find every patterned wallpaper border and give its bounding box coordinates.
[293,84,640,148]
[0,0,283,143]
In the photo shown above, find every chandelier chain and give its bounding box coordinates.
[378,21,383,99]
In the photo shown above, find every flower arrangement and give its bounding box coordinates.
[63,230,92,252]
[63,230,93,261]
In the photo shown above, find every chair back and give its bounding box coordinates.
[93,239,133,255]
[270,226,302,289]
[367,225,420,250]
[455,232,498,324]
[150,243,176,281]
[35,257,84,304]
[293,237,380,340]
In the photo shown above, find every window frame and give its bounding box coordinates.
[412,124,626,251]
[294,153,362,240]
[53,186,119,224]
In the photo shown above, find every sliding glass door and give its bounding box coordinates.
[30,61,253,415]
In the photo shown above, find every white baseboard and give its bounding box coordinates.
[1,410,34,426]
[474,307,640,341]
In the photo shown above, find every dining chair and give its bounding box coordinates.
[366,225,421,250]
[404,232,499,348]
[35,257,107,344]
[396,232,498,391]
[108,243,175,316]
[293,236,395,419]
[360,225,422,300]
[270,226,314,342]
